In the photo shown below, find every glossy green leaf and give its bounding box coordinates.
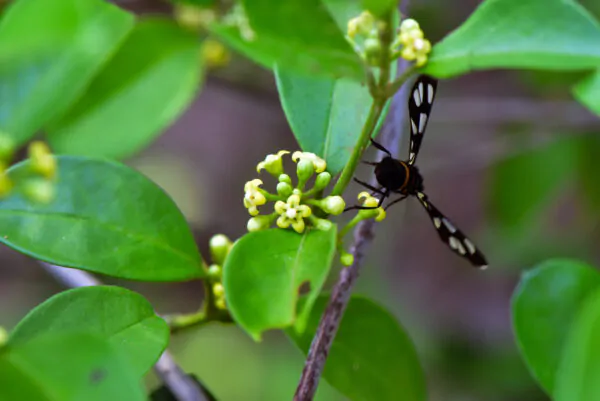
[275,69,374,175]
[0,332,145,401]
[488,137,579,230]
[573,68,600,117]
[288,295,426,401]
[275,1,396,174]
[555,289,600,401]
[223,227,337,341]
[0,0,134,143]
[210,0,364,80]
[0,156,204,281]
[512,259,600,394]
[362,0,398,17]
[424,0,600,78]
[10,286,169,377]
[47,18,203,159]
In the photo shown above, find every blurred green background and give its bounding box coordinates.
[2,0,600,400]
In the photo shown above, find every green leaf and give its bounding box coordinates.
[223,227,337,341]
[0,332,145,401]
[487,136,579,230]
[573,68,600,117]
[0,156,204,281]
[424,0,600,78]
[288,295,426,401]
[362,0,398,17]
[275,68,374,175]
[0,0,134,143]
[9,286,168,377]
[555,289,600,401]
[511,259,600,394]
[47,18,203,159]
[210,0,364,80]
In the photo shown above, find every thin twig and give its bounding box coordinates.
[39,262,210,401]
[293,51,413,400]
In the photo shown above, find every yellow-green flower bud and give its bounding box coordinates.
[23,178,55,204]
[28,141,57,180]
[247,215,272,232]
[208,264,221,279]
[340,252,354,266]
[297,159,315,182]
[213,282,224,297]
[310,215,333,231]
[322,196,346,215]
[0,167,12,198]
[209,234,232,265]
[215,297,227,310]
[314,172,332,191]
[364,37,382,65]
[202,39,231,68]
[277,181,293,197]
[0,132,15,161]
[356,191,386,221]
[279,174,292,184]
[257,150,289,176]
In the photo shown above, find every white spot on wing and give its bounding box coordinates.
[409,152,415,162]
[456,241,466,255]
[411,119,418,134]
[413,90,421,106]
[427,83,434,104]
[464,238,476,254]
[442,218,456,233]
[419,113,427,133]
[417,192,425,200]
[418,82,424,104]
[480,264,489,270]
[433,217,441,228]
[449,236,460,250]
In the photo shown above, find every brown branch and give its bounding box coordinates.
[39,263,211,401]
[293,53,413,400]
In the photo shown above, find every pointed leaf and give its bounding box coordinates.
[10,286,169,377]
[0,332,145,401]
[0,0,134,143]
[555,289,600,401]
[288,295,426,401]
[425,0,600,78]
[0,156,204,281]
[223,227,337,341]
[511,259,600,394]
[47,18,203,159]
[573,68,600,117]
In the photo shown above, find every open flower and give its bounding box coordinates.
[243,179,266,216]
[275,194,312,233]
[257,150,289,176]
[397,18,431,67]
[357,191,386,221]
[292,151,326,174]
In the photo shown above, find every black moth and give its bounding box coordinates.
[345,75,488,269]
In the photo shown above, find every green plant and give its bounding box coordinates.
[0,0,600,400]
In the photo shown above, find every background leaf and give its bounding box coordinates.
[424,0,600,78]
[0,156,204,281]
[47,18,203,159]
[578,133,600,214]
[555,289,600,401]
[288,295,426,401]
[210,0,364,79]
[511,259,600,394]
[573,68,600,117]
[9,286,168,377]
[223,227,337,341]
[0,332,145,401]
[0,0,134,143]
[487,136,580,230]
